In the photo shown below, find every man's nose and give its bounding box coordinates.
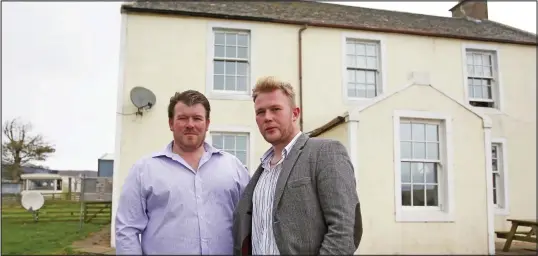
[185,118,195,127]
[263,112,274,122]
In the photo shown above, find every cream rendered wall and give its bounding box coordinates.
[353,85,488,254]
[315,122,348,149]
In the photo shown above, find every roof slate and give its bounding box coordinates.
[122,1,536,45]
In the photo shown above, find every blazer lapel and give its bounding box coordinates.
[272,133,309,214]
[240,164,264,213]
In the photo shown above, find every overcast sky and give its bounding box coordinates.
[2,1,536,171]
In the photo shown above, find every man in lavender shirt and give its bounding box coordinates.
[115,90,250,255]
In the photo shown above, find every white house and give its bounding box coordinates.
[111,0,536,254]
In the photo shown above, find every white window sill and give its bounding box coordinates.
[469,104,503,115]
[345,97,377,106]
[396,209,454,223]
[207,92,252,101]
[495,207,510,216]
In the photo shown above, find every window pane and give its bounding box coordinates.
[214,32,225,45]
[482,54,491,66]
[215,45,225,57]
[401,162,411,183]
[425,185,438,206]
[466,52,473,64]
[347,88,357,97]
[411,163,424,183]
[346,42,355,54]
[484,66,492,77]
[411,123,425,141]
[212,135,223,149]
[412,142,426,159]
[223,135,235,150]
[225,76,236,90]
[366,86,376,98]
[412,185,425,206]
[425,124,438,142]
[425,163,437,183]
[468,85,475,98]
[236,135,247,150]
[473,85,483,98]
[214,75,224,90]
[225,62,236,75]
[366,44,376,56]
[214,61,225,74]
[237,77,247,92]
[347,70,356,82]
[226,46,237,58]
[237,62,248,76]
[402,184,411,206]
[356,44,366,55]
[366,57,377,69]
[366,71,375,84]
[237,47,248,59]
[356,70,366,83]
[236,151,247,165]
[357,56,366,68]
[400,122,412,141]
[357,89,367,98]
[467,65,474,75]
[473,54,482,65]
[426,142,439,160]
[401,142,412,159]
[225,33,237,45]
[237,34,248,47]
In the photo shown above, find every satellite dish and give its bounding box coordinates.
[21,191,45,212]
[130,86,156,116]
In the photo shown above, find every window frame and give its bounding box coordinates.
[393,110,455,222]
[205,125,256,173]
[206,22,255,101]
[491,138,510,215]
[341,32,386,104]
[461,43,503,112]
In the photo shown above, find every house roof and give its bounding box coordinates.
[121,1,536,45]
[99,153,114,160]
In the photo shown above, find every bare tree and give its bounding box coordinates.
[1,118,55,181]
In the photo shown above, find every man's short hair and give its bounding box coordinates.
[252,76,296,107]
[167,90,211,119]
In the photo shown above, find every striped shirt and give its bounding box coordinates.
[252,132,302,255]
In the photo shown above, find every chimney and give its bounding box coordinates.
[449,0,488,20]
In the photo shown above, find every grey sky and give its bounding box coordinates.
[2,1,536,171]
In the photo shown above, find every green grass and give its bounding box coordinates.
[1,220,105,255]
[1,200,111,255]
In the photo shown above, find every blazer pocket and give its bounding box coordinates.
[288,177,311,188]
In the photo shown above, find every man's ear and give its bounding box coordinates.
[168,118,173,131]
[292,107,301,121]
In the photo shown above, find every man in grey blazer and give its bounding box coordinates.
[233,77,362,255]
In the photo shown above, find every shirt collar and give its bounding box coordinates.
[260,131,303,164]
[152,141,223,158]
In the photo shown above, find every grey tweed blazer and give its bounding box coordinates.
[232,133,362,255]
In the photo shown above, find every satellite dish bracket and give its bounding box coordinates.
[135,102,154,116]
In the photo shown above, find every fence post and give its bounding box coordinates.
[79,175,85,230]
[68,177,72,200]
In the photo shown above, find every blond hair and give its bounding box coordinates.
[252,76,296,107]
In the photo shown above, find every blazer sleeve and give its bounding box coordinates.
[316,140,363,255]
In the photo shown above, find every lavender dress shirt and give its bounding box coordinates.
[115,142,251,255]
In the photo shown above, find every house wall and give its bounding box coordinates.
[353,85,488,254]
[315,122,348,149]
[113,11,535,249]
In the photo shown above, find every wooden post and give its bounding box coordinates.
[68,177,72,201]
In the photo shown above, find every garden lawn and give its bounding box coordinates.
[1,220,105,255]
